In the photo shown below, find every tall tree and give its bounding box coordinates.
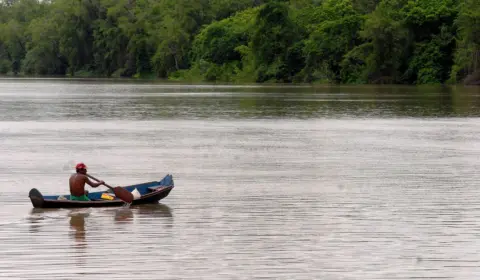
[251,1,303,82]
[451,0,480,83]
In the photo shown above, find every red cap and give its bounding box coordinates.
[75,162,87,170]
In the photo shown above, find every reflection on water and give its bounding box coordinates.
[68,211,89,267]
[24,204,175,273]
[28,208,63,233]
[69,211,89,246]
[133,203,173,217]
[114,207,134,223]
[28,204,173,233]
[1,80,480,121]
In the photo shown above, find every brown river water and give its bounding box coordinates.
[0,78,480,279]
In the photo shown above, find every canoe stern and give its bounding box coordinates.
[29,188,45,208]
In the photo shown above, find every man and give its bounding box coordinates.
[69,163,104,201]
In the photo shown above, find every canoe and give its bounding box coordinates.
[28,174,174,209]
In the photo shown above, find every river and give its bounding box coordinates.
[0,78,480,279]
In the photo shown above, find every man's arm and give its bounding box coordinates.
[85,176,104,188]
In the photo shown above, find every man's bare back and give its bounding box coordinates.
[69,163,104,197]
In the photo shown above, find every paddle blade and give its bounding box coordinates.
[113,187,134,204]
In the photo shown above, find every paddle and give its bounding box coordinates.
[86,174,134,204]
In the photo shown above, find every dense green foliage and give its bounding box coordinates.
[0,0,479,84]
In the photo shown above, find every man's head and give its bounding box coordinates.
[75,162,87,174]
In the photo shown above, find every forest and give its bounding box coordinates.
[0,0,479,85]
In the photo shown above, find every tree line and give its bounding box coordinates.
[0,0,479,85]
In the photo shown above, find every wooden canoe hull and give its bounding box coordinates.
[28,174,174,209]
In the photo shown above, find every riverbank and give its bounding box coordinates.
[1,73,480,87]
